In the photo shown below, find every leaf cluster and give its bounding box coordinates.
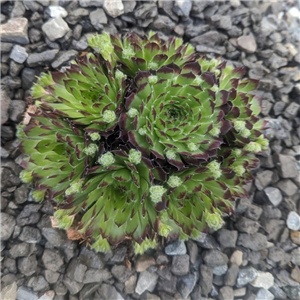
[18,32,268,253]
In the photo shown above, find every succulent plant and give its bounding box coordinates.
[18,31,268,254]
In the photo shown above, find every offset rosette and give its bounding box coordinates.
[54,149,160,252]
[88,31,197,77]
[18,54,126,204]
[120,61,231,168]
[214,64,269,153]
[31,54,126,135]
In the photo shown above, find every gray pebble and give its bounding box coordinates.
[19,226,41,243]
[67,257,87,282]
[177,273,197,299]
[199,264,213,296]
[1,212,16,241]
[237,267,258,287]
[90,8,107,30]
[97,283,124,300]
[171,254,190,276]
[225,263,239,286]
[235,217,260,234]
[16,286,38,300]
[135,270,158,295]
[264,187,283,206]
[217,229,238,248]
[203,250,228,268]
[42,17,70,42]
[9,242,30,258]
[9,45,28,64]
[18,255,38,276]
[237,232,268,251]
[27,49,59,67]
[255,288,274,300]
[0,90,11,125]
[63,276,83,295]
[42,249,64,272]
[219,286,234,300]
[165,240,186,255]
[0,18,29,44]
[9,100,26,123]
[83,268,112,284]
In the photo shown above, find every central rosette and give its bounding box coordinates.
[121,62,231,169]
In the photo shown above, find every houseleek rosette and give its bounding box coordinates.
[18,31,269,254]
[119,62,231,169]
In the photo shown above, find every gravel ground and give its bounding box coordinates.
[1,1,300,300]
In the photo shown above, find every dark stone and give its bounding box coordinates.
[18,255,38,276]
[217,229,238,248]
[79,246,105,269]
[97,283,125,300]
[63,276,84,295]
[21,68,36,90]
[79,283,101,300]
[199,264,213,296]
[27,275,49,292]
[1,212,16,241]
[190,30,226,47]
[83,268,112,284]
[157,274,177,295]
[41,227,66,248]
[51,50,78,69]
[225,263,239,286]
[235,217,260,234]
[203,250,228,267]
[18,226,41,243]
[111,264,134,283]
[171,254,190,276]
[237,233,268,251]
[134,3,157,19]
[26,49,59,67]
[245,204,263,221]
[9,243,30,258]
[150,15,176,32]
[16,286,38,300]
[165,240,186,255]
[42,249,64,272]
[67,257,88,282]
[16,204,41,226]
[109,245,127,263]
[0,89,11,125]
[177,273,197,298]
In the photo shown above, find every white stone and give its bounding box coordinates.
[250,271,274,290]
[255,288,274,300]
[230,250,243,266]
[42,17,70,42]
[233,288,246,297]
[287,211,300,231]
[0,17,29,44]
[103,0,124,18]
[230,0,241,7]
[0,282,17,300]
[288,7,300,19]
[38,290,55,300]
[264,187,282,206]
[46,6,68,18]
[175,0,192,17]
[135,270,158,295]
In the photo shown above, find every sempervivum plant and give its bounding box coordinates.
[18,31,268,254]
